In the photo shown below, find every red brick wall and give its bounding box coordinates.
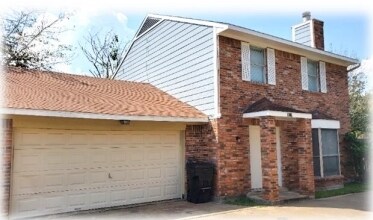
[312,19,324,50]
[315,176,344,190]
[213,36,350,196]
[279,120,300,190]
[1,119,12,216]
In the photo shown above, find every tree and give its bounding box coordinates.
[1,10,73,70]
[79,30,127,79]
[348,64,369,134]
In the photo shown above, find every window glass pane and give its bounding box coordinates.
[323,156,339,176]
[313,157,321,176]
[250,48,264,65]
[312,129,320,157]
[250,65,265,83]
[321,129,338,155]
[307,60,319,91]
[308,76,318,92]
[307,61,318,76]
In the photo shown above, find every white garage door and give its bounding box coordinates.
[11,128,182,217]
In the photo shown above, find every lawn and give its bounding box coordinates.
[315,182,368,199]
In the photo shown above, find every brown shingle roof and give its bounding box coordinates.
[2,67,207,120]
[244,98,305,114]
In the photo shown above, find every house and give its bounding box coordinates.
[1,12,358,218]
[118,12,357,202]
[1,67,207,218]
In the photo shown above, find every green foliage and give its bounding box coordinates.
[315,182,367,198]
[345,131,368,181]
[348,70,369,133]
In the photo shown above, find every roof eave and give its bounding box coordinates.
[1,108,209,123]
[219,25,358,67]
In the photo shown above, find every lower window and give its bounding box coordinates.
[312,129,340,177]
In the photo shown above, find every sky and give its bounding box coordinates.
[0,0,371,76]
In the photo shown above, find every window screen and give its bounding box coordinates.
[312,128,340,177]
[307,60,319,92]
[250,47,266,83]
[321,129,340,176]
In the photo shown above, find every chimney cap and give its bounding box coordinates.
[302,11,311,21]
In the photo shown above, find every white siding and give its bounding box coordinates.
[118,20,215,116]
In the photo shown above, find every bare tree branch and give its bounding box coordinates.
[1,10,74,70]
[79,30,127,79]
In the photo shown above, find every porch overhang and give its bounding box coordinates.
[243,110,312,119]
[311,119,340,129]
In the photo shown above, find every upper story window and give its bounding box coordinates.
[241,42,276,85]
[301,57,327,93]
[312,128,340,177]
[307,60,320,92]
[250,47,267,83]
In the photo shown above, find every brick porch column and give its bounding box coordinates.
[297,119,315,197]
[1,119,12,216]
[260,117,279,201]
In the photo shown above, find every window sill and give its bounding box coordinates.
[243,80,273,86]
[315,175,344,180]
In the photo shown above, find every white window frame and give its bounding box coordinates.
[312,128,341,177]
[250,46,267,84]
[307,59,320,92]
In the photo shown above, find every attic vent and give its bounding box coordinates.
[136,17,161,37]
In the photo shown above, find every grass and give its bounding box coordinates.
[315,182,368,199]
[224,196,260,206]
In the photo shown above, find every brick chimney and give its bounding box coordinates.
[292,12,325,50]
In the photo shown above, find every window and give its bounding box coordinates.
[307,60,320,92]
[301,58,327,93]
[312,129,340,177]
[241,43,276,85]
[250,47,266,83]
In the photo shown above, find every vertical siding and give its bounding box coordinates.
[118,20,216,116]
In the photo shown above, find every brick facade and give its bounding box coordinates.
[260,117,279,201]
[312,19,325,50]
[185,35,351,201]
[1,119,12,216]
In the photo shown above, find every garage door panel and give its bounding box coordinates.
[110,189,128,205]
[110,169,127,182]
[66,172,88,188]
[89,170,109,187]
[12,129,182,217]
[69,133,89,145]
[13,150,42,172]
[44,132,67,145]
[43,195,66,212]
[148,167,162,179]
[67,192,88,209]
[15,131,43,147]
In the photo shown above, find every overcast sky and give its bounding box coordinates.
[1,0,372,77]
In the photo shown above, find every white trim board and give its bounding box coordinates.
[243,110,312,119]
[1,108,209,123]
[311,119,340,129]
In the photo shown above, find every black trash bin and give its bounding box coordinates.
[186,161,214,203]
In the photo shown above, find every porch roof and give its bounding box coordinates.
[243,98,312,119]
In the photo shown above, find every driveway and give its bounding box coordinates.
[42,192,371,220]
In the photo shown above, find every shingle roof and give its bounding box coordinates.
[2,67,207,121]
[244,98,305,114]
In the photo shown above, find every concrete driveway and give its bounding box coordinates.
[43,192,371,220]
